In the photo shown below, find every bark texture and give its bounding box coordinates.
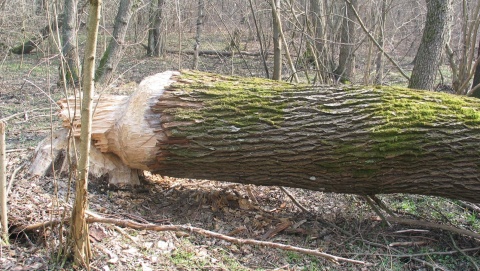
[334,0,357,83]
[61,0,80,84]
[69,0,101,266]
[470,38,480,98]
[147,0,166,57]
[408,0,453,90]
[95,0,134,85]
[271,0,282,80]
[31,71,480,203]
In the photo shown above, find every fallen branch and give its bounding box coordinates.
[279,186,311,213]
[15,215,371,266]
[377,216,480,240]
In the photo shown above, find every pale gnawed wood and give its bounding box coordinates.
[31,71,178,185]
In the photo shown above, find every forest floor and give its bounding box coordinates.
[0,48,480,271]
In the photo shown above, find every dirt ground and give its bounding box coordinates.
[0,48,479,271]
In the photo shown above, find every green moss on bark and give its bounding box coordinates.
[169,70,298,128]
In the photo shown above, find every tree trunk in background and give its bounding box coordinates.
[10,18,63,55]
[272,0,282,80]
[35,0,46,15]
[408,0,453,90]
[192,0,204,70]
[470,38,480,98]
[334,0,357,83]
[69,0,101,267]
[32,70,480,204]
[374,0,388,85]
[61,0,80,85]
[147,0,166,57]
[309,0,332,83]
[95,0,133,85]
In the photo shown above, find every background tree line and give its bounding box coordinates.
[0,0,478,94]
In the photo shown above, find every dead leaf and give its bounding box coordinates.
[260,220,292,240]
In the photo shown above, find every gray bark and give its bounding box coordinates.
[95,0,134,85]
[334,0,357,83]
[61,0,80,84]
[408,0,453,90]
[309,0,333,83]
[272,0,282,80]
[192,0,205,70]
[147,0,166,57]
[470,38,480,98]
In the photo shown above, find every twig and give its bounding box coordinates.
[457,201,480,214]
[16,215,371,266]
[379,216,480,240]
[5,149,28,153]
[344,0,410,80]
[369,195,396,217]
[279,186,310,213]
[449,234,480,271]
[363,196,392,227]
[7,163,24,197]
[343,246,480,257]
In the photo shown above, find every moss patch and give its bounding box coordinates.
[169,70,299,128]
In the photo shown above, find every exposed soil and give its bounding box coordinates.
[1,48,479,271]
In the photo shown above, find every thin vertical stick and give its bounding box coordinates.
[0,121,8,244]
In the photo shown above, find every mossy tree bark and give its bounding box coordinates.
[32,70,480,204]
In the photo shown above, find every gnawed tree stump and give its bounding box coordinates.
[31,70,480,203]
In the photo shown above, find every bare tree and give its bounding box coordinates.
[408,0,453,90]
[334,0,357,83]
[95,0,134,85]
[192,0,205,70]
[61,0,80,85]
[271,0,282,80]
[309,0,333,83]
[147,0,166,57]
[374,0,389,85]
[69,0,102,267]
[469,37,480,98]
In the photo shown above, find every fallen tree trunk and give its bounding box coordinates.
[11,18,63,55]
[30,70,480,203]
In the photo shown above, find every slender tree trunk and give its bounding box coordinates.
[408,0,453,90]
[61,0,80,85]
[374,0,388,85]
[69,0,101,267]
[270,0,298,82]
[147,0,166,57]
[309,0,332,83]
[334,0,357,83]
[248,0,269,78]
[470,38,480,98]
[33,71,480,204]
[0,122,7,245]
[271,0,282,80]
[192,0,204,70]
[95,0,134,85]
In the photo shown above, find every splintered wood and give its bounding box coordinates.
[57,95,129,153]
